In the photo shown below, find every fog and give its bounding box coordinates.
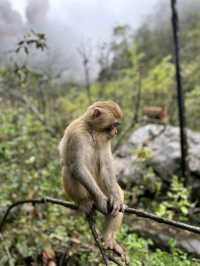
[0,0,171,80]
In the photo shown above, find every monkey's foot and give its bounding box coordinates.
[104,239,129,265]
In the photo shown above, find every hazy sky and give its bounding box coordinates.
[3,0,160,79]
[10,0,159,43]
[2,0,199,80]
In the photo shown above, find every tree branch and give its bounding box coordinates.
[0,197,78,232]
[0,197,200,246]
[125,206,200,234]
[1,197,200,239]
[86,214,109,266]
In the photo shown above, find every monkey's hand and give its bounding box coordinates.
[94,194,108,215]
[108,194,124,216]
[79,200,95,215]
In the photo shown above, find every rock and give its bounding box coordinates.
[131,217,200,258]
[115,124,200,191]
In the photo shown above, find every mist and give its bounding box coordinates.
[2,0,199,81]
[0,0,84,81]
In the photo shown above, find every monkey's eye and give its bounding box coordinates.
[103,122,121,133]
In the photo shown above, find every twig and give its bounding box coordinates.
[125,206,200,234]
[133,67,143,123]
[86,214,109,266]
[77,45,92,104]
[0,197,78,232]
[70,237,123,266]
[1,197,200,236]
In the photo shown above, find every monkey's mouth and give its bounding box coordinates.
[104,122,120,137]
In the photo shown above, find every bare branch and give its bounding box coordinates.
[125,206,200,234]
[86,214,109,266]
[78,44,92,104]
[0,197,78,232]
[1,197,200,236]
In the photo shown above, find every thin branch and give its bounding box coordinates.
[78,45,92,104]
[1,197,200,236]
[0,197,78,232]
[86,214,109,266]
[133,67,142,123]
[125,206,200,234]
[69,237,123,266]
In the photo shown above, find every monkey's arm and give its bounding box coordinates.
[72,163,108,214]
[100,156,123,215]
[69,134,108,214]
[101,156,119,195]
[73,162,104,199]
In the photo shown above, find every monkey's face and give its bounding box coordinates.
[87,106,121,139]
[103,121,120,138]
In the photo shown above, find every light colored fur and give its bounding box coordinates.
[59,101,128,262]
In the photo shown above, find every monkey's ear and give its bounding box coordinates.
[92,108,101,118]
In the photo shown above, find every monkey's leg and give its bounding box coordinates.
[104,212,123,250]
[104,213,129,264]
[103,188,129,264]
[104,185,124,245]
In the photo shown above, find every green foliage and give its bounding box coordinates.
[142,56,175,100]
[118,225,200,266]
[16,30,47,54]
[0,107,198,265]
[0,107,60,203]
[134,146,153,161]
[156,176,194,220]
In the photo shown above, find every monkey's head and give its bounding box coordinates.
[85,101,123,139]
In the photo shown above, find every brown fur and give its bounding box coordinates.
[59,101,128,263]
[88,101,123,119]
[143,106,168,123]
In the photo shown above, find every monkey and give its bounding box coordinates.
[143,105,168,123]
[58,100,128,263]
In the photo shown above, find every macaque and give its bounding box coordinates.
[143,105,168,123]
[59,101,128,263]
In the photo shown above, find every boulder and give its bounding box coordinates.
[115,124,200,190]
